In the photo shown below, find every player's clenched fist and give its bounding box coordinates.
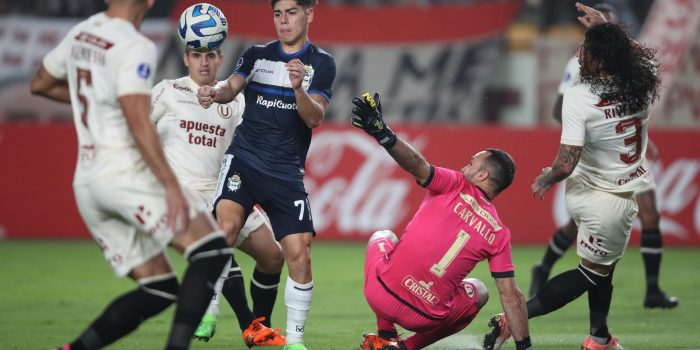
[198,85,217,109]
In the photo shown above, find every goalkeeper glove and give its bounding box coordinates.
[351,92,397,150]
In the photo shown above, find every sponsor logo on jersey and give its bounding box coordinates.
[616,165,648,185]
[579,235,608,256]
[217,104,232,119]
[254,67,274,74]
[227,173,241,192]
[172,83,192,92]
[401,275,439,306]
[74,31,114,50]
[256,95,297,110]
[137,63,151,79]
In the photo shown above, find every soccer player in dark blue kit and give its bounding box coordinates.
[197,1,335,349]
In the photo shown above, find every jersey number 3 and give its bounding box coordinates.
[615,118,642,164]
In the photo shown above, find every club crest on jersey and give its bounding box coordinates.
[464,282,475,299]
[217,104,232,119]
[137,63,151,79]
[227,173,241,192]
[302,64,314,91]
[401,275,439,306]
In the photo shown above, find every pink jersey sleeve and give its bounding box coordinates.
[487,228,515,278]
[425,166,463,194]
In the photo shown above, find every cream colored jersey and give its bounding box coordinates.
[42,13,157,184]
[561,83,652,193]
[150,76,244,193]
[557,55,580,94]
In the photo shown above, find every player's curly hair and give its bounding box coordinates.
[271,0,317,8]
[580,23,660,114]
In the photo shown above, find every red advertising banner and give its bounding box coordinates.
[1,123,699,245]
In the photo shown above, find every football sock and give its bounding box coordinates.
[378,329,399,341]
[69,274,178,350]
[640,229,663,294]
[203,257,231,318]
[541,228,573,270]
[528,264,608,318]
[251,268,281,328]
[588,271,614,344]
[166,234,232,350]
[285,277,313,345]
[221,256,255,331]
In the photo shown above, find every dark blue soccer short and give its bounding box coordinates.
[214,154,315,240]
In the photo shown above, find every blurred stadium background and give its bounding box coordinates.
[1,0,699,349]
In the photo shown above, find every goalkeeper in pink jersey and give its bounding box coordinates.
[350,93,533,350]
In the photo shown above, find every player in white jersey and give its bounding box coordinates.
[151,46,285,346]
[530,3,678,310]
[30,1,232,349]
[486,5,662,350]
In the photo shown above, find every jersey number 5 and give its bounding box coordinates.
[615,117,642,164]
[76,68,93,128]
[430,229,471,278]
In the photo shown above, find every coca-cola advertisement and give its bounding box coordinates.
[3,123,698,246]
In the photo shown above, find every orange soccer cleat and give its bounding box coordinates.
[581,335,624,350]
[242,317,286,348]
[483,313,512,350]
[360,333,400,350]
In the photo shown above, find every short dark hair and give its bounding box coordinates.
[483,148,516,195]
[271,0,317,9]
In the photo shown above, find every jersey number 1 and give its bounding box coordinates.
[430,229,471,278]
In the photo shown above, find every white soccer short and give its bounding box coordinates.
[566,176,638,265]
[74,167,207,277]
[198,189,267,248]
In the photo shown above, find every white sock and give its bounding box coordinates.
[285,276,313,345]
[205,257,231,317]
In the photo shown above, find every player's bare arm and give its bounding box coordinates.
[29,65,71,103]
[198,73,245,108]
[288,58,327,128]
[531,144,582,199]
[494,277,530,343]
[120,94,189,231]
[552,94,564,123]
[387,139,432,185]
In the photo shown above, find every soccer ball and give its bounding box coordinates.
[178,3,228,52]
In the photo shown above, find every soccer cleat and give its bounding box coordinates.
[529,263,549,298]
[242,317,284,348]
[644,291,679,309]
[581,335,624,350]
[283,343,308,350]
[483,313,511,350]
[193,313,217,342]
[361,333,400,350]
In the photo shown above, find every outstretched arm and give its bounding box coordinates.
[198,74,246,109]
[351,92,431,184]
[494,277,531,345]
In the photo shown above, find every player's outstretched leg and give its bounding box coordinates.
[530,219,577,297]
[54,269,178,350]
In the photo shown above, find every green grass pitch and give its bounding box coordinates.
[0,241,698,349]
